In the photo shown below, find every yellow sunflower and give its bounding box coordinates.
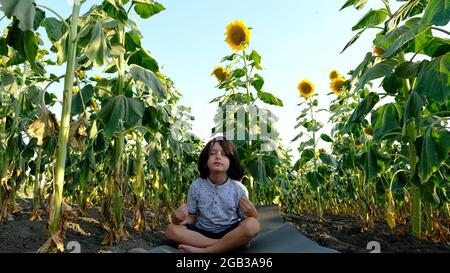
[225,20,250,51]
[329,70,340,81]
[330,76,346,96]
[297,79,315,98]
[211,66,230,82]
[72,87,79,95]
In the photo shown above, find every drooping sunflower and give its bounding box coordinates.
[330,76,346,96]
[225,20,250,51]
[297,79,315,98]
[211,66,230,82]
[329,70,340,81]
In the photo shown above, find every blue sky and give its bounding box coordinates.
[3,0,404,160]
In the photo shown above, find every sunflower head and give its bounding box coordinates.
[225,20,250,51]
[373,45,385,56]
[95,75,102,81]
[364,126,374,137]
[329,70,340,81]
[355,139,364,148]
[72,87,79,95]
[330,76,346,96]
[211,66,230,82]
[297,80,315,99]
[91,99,98,112]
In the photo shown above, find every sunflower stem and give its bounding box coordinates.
[241,50,251,104]
[49,1,81,241]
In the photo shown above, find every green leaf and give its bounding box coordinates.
[371,103,402,142]
[42,17,67,43]
[232,69,246,78]
[306,171,322,189]
[395,61,421,79]
[23,30,44,75]
[422,0,450,26]
[340,0,367,11]
[96,95,145,138]
[251,73,264,91]
[247,157,269,186]
[54,32,68,64]
[319,152,336,166]
[375,17,419,53]
[404,91,425,122]
[249,50,263,69]
[413,53,450,103]
[103,0,128,23]
[299,148,314,168]
[85,22,109,67]
[418,126,450,183]
[346,92,379,127]
[382,20,431,58]
[33,7,45,31]
[128,48,159,73]
[320,134,333,142]
[133,1,165,19]
[350,52,372,82]
[341,29,364,53]
[257,90,283,106]
[129,64,166,98]
[124,31,142,52]
[356,59,398,91]
[352,9,387,31]
[386,0,427,31]
[364,144,385,182]
[421,180,440,207]
[382,73,403,95]
[1,72,18,93]
[0,37,7,55]
[0,0,36,31]
[71,84,95,116]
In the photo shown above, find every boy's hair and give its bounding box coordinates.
[198,137,245,181]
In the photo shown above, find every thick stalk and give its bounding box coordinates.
[112,136,124,229]
[33,146,43,211]
[49,2,81,235]
[310,101,322,220]
[407,120,421,237]
[134,137,145,231]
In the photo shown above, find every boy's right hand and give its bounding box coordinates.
[172,204,188,224]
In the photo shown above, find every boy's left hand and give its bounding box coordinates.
[240,197,257,218]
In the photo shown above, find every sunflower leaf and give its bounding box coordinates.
[257,91,283,107]
[421,0,450,26]
[129,64,166,98]
[0,0,36,31]
[132,1,165,19]
[352,9,387,31]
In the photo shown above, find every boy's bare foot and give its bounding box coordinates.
[178,244,208,253]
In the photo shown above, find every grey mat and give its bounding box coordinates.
[129,205,337,253]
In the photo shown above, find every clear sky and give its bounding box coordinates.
[3,0,404,160]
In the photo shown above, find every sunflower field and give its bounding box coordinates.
[0,0,449,253]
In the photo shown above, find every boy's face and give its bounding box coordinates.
[207,142,230,174]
